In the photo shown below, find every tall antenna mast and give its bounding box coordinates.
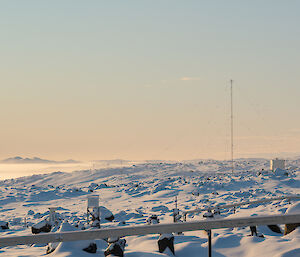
[230,79,234,172]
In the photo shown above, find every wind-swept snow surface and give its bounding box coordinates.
[0,158,299,256]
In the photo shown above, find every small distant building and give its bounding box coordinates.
[270,158,285,171]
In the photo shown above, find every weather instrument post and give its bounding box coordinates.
[230,79,234,173]
[208,229,212,257]
[87,195,100,225]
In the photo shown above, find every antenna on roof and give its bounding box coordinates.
[230,79,234,172]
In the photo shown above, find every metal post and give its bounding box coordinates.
[230,79,234,173]
[173,197,178,223]
[87,208,89,224]
[207,229,212,257]
[98,206,101,227]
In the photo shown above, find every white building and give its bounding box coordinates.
[270,158,285,171]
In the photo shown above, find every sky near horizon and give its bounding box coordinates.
[1,1,300,161]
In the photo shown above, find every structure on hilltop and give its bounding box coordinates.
[270,158,285,171]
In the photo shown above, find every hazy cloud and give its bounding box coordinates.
[180,77,201,81]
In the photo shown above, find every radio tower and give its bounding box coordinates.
[230,79,234,172]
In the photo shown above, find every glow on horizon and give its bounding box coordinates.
[1,1,300,161]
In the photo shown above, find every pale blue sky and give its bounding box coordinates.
[1,1,300,160]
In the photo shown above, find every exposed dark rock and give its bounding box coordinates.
[267,225,282,234]
[158,235,175,255]
[213,208,221,215]
[104,238,126,257]
[0,221,9,230]
[31,220,52,234]
[284,223,300,235]
[203,210,214,218]
[46,243,58,254]
[147,214,160,225]
[83,243,97,253]
[105,215,114,222]
[100,206,115,222]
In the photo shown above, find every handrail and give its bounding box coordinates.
[0,213,300,247]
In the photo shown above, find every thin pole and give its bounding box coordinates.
[173,197,178,223]
[208,229,212,257]
[230,79,234,172]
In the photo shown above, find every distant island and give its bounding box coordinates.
[1,156,80,164]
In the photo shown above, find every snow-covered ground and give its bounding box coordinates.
[0,158,299,256]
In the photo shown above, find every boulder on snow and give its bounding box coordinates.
[83,243,97,253]
[104,238,126,257]
[11,217,22,226]
[47,221,97,254]
[274,168,288,176]
[0,221,9,230]
[147,214,160,225]
[284,223,300,235]
[32,220,52,234]
[97,183,109,189]
[27,210,35,216]
[100,206,114,222]
[267,225,282,234]
[203,210,214,218]
[88,183,98,190]
[213,208,221,215]
[158,234,175,255]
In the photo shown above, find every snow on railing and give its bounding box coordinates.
[0,213,299,248]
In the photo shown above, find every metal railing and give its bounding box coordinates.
[0,213,300,257]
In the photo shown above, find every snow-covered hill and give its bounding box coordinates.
[1,156,80,164]
[0,158,299,256]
